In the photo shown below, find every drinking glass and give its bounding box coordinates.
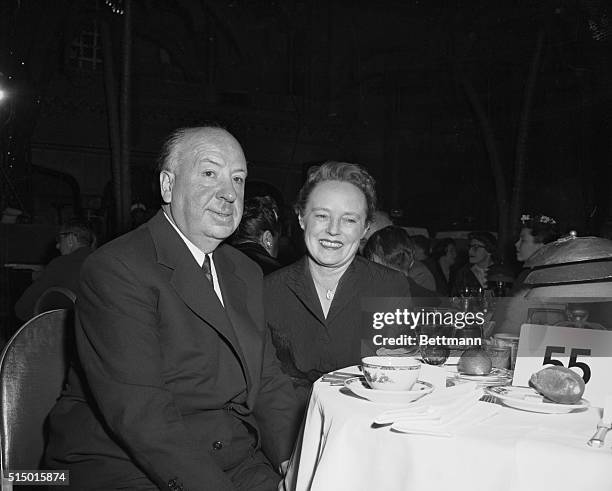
[484,345,511,369]
[417,324,454,365]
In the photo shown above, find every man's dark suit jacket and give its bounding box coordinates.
[45,211,300,490]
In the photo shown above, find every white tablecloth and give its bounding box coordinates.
[283,368,612,491]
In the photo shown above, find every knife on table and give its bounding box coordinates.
[587,395,612,448]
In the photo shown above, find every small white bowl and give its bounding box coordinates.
[361,356,421,391]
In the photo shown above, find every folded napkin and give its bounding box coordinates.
[390,401,499,437]
[374,384,481,424]
[373,384,498,437]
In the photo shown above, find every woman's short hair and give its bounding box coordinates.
[294,161,377,223]
[232,195,280,243]
[362,226,414,276]
[520,213,560,244]
[431,238,455,260]
[468,231,497,254]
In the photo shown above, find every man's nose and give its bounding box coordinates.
[216,178,237,202]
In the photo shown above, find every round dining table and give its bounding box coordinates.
[282,366,612,491]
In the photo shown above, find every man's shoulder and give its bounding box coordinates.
[354,255,405,280]
[45,246,92,271]
[84,226,154,271]
[353,256,412,296]
[410,260,434,278]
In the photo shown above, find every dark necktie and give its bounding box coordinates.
[202,254,213,285]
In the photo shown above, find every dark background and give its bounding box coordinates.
[1,0,612,335]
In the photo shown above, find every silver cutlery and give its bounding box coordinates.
[321,371,360,384]
[587,395,612,448]
[479,395,498,404]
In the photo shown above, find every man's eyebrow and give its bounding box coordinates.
[196,158,221,166]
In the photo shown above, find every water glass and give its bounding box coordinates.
[485,345,511,369]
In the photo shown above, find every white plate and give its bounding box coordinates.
[485,386,590,414]
[344,377,433,404]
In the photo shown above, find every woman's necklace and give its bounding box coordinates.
[309,259,349,305]
[312,276,338,302]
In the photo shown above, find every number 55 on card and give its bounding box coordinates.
[512,324,612,408]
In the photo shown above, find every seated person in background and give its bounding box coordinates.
[513,213,560,293]
[363,226,438,297]
[45,126,300,491]
[411,234,431,262]
[430,238,457,296]
[450,231,497,296]
[14,219,95,321]
[265,162,411,402]
[358,209,393,254]
[230,195,283,275]
[495,214,561,335]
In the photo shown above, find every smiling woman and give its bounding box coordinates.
[264,161,412,405]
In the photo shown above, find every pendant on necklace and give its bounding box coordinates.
[326,289,334,301]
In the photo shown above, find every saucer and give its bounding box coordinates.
[344,377,434,404]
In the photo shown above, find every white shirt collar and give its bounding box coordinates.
[162,211,224,306]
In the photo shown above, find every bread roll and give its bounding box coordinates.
[529,366,585,404]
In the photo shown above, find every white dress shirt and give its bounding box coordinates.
[163,212,224,306]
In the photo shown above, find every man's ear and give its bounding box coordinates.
[298,213,305,231]
[160,170,174,204]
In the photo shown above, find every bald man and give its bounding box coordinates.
[45,127,301,491]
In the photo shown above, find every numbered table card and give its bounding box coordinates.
[513,324,612,408]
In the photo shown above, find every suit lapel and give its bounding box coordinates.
[326,258,361,324]
[285,256,363,325]
[149,212,244,370]
[213,246,258,394]
[285,257,326,325]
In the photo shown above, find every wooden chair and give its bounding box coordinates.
[0,309,73,490]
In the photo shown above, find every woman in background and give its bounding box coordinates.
[231,195,282,275]
[450,231,497,296]
[513,213,560,292]
[495,214,561,335]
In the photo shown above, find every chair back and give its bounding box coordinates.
[33,287,76,316]
[0,309,73,475]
